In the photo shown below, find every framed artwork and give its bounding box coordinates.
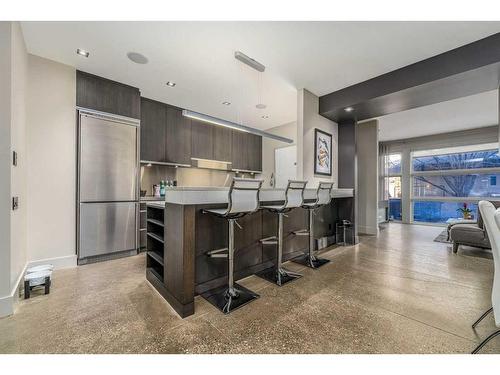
[314,128,332,176]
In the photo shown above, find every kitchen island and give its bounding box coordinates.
[145,187,354,317]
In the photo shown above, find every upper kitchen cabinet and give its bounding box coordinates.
[191,120,233,163]
[191,119,214,160]
[76,71,141,119]
[140,98,166,162]
[166,106,192,165]
[213,126,232,163]
[231,130,247,171]
[247,133,262,172]
[231,130,262,172]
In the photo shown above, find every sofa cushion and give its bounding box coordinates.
[450,223,487,245]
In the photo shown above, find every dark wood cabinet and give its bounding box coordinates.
[139,95,260,169]
[247,133,262,172]
[76,71,140,119]
[231,130,262,172]
[231,130,248,170]
[140,98,166,162]
[191,119,214,160]
[213,126,232,162]
[166,106,192,165]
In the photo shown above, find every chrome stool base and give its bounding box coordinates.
[293,254,330,269]
[201,283,260,314]
[257,267,302,286]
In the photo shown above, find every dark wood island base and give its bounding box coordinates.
[146,191,354,318]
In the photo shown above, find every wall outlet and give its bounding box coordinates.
[12,196,19,210]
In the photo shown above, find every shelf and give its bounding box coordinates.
[147,232,164,243]
[147,218,164,227]
[147,205,164,211]
[147,267,164,284]
[147,251,164,266]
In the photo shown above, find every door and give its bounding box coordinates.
[247,133,262,172]
[166,106,192,165]
[231,130,247,170]
[191,119,214,160]
[140,98,166,162]
[275,145,297,188]
[79,202,137,258]
[79,113,138,202]
[213,126,232,162]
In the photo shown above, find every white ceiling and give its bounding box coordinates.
[21,21,500,130]
[377,90,498,141]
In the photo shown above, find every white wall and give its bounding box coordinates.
[261,121,297,187]
[297,89,338,187]
[10,22,28,290]
[0,22,13,314]
[356,120,379,235]
[0,21,29,317]
[26,54,77,266]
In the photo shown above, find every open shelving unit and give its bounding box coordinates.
[146,205,165,283]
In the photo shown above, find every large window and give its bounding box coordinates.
[411,144,500,223]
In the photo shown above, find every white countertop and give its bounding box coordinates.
[146,187,354,206]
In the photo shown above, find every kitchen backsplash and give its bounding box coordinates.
[141,164,259,193]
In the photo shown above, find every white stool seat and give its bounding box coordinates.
[27,264,54,274]
[24,270,52,286]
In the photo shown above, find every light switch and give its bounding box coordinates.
[12,196,19,210]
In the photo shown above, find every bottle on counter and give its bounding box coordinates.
[160,180,166,197]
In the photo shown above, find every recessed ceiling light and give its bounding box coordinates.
[166,81,176,87]
[344,107,354,112]
[262,115,269,119]
[222,101,231,106]
[256,104,267,110]
[76,49,89,58]
[127,52,148,64]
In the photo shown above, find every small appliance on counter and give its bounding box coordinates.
[153,184,160,197]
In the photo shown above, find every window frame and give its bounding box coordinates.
[410,146,500,224]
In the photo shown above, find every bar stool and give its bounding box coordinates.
[293,181,334,269]
[201,177,264,314]
[258,180,308,286]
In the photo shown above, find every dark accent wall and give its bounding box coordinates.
[337,120,356,189]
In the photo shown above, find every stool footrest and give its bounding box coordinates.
[292,229,310,236]
[260,236,278,245]
[206,247,229,258]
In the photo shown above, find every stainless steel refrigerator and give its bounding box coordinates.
[77,109,139,264]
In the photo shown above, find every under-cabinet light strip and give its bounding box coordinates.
[182,110,293,144]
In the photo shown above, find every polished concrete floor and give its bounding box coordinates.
[1,223,499,354]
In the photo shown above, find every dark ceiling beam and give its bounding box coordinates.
[319,32,500,123]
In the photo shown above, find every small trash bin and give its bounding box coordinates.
[24,264,53,299]
[336,220,354,246]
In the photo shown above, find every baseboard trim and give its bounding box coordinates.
[28,254,77,270]
[0,294,14,318]
[0,254,77,318]
[358,225,379,236]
